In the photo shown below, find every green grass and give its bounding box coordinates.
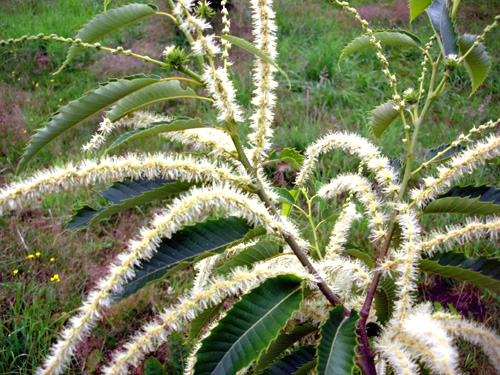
[1,0,499,373]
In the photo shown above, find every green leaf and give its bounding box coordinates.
[409,0,433,21]
[262,346,316,375]
[214,240,281,276]
[423,185,500,215]
[106,117,205,152]
[66,178,192,230]
[194,275,304,375]
[18,75,161,171]
[57,3,158,73]
[343,246,375,269]
[220,35,291,90]
[419,251,500,293]
[339,31,422,62]
[459,34,491,94]
[374,276,397,326]
[424,143,466,164]
[275,188,299,217]
[256,323,318,374]
[427,0,458,57]
[368,100,400,138]
[294,359,317,375]
[106,80,208,122]
[226,226,267,248]
[112,217,252,301]
[279,148,304,170]
[144,357,168,375]
[189,302,225,342]
[317,306,360,375]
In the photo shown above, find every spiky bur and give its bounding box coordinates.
[411,134,500,207]
[36,185,307,375]
[0,154,251,214]
[296,131,400,196]
[247,0,278,166]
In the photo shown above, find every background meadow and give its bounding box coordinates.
[1,0,499,373]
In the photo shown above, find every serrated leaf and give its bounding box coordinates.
[374,276,397,326]
[419,251,500,293]
[66,178,192,230]
[106,117,205,152]
[106,80,208,122]
[294,359,317,375]
[317,306,360,375]
[57,4,157,73]
[189,302,225,342]
[368,100,400,138]
[423,185,500,215]
[262,346,316,375]
[256,324,318,374]
[427,0,458,57]
[220,35,291,89]
[194,275,303,375]
[112,217,252,301]
[226,226,267,248]
[459,34,491,94]
[18,75,161,171]
[339,31,422,62]
[409,0,433,21]
[424,143,466,164]
[215,240,281,276]
[280,148,304,170]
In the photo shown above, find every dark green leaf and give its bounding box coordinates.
[256,324,318,374]
[18,75,162,171]
[459,34,491,94]
[106,80,207,122]
[294,359,317,375]
[189,302,225,342]
[57,4,158,73]
[409,0,433,21]
[424,143,466,164]
[194,275,303,375]
[317,306,359,375]
[66,178,192,230]
[214,240,281,276]
[368,100,400,138]
[226,226,267,248]
[343,246,375,269]
[423,185,500,215]
[112,217,252,301]
[262,346,316,375]
[220,35,291,89]
[374,276,397,326]
[427,0,458,56]
[144,357,168,375]
[106,117,205,152]
[340,31,422,62]
[419,251,500,293]
[279,148,304,170]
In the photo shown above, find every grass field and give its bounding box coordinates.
[1,0,499,374]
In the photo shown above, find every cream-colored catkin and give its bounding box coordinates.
[0,154,251,214]
[376,339,419,375]
[163,127,236,156]
[296,131,399,196]
[248,0,278,166]
[324,201,360,260]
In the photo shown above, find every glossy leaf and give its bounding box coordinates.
[262,346,316,375]
[106,80,207,122]
[409,0,432,21]
[294,359,317,375]
[194,275,303,375]
[220,35,291,89]
[368,100,400,138]
[106,117,204,152]
[340,31,421,62]
[317,306,359,375]
[374,276,397,325]
[419,251,500,293]
[67,178,192,230]
[189,302,225,342]
[256,323,318,374]
[112,217,252,301]
[214,240,281,276]
[427,0,458,57]
[423,185,500,215]
[18,75,161,171]
[57,4,158,73]
[424,143,466,164]
[459,34,491,94]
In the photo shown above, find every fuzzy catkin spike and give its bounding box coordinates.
[376,340,419,375]
[0,154,252,214]
[324,201,360,260]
